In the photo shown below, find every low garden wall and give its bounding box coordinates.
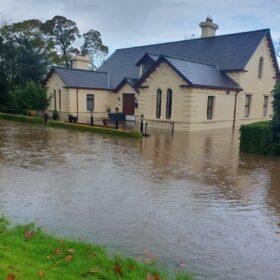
[240,121,280,156]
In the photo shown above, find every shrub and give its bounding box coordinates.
[240,121,280,155]
[272,81,280,139]
[52,109,60,120]
[7,82,49,114]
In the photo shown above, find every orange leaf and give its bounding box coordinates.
[6,274,15,280]
[146,273,160,280]
[24,231,35,240]
[114,263,123,276]
[65,255,73,262]
[37,271,45,277]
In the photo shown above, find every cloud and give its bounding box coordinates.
[1,0,280,55]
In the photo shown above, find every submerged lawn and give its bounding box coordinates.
[0,218,192,280]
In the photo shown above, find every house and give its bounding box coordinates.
[44,17,279,131]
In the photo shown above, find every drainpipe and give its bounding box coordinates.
[233,91,240,130]
[76,89,79,119]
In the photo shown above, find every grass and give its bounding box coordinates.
[0,112,44,124]
[47,121,142,139]
[0,217,192,280]
[0,112,142,139]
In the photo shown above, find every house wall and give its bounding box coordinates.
[138,36,278,132]
[46,72,114,123]
[233,36,277,125]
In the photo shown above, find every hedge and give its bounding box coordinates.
[47,121,142,139]
[240,121,280,156]
[0,112,44,124]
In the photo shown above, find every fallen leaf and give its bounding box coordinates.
[6,274,15,280]
[24,231,35,240]
[114,263,123,276]
[88,253,97,258]
[128,264,135,270]
[146,273,160,280]
[53,248,62,255]
[68,248,75,254]
[46,255,53,260]
[37,271,45,277]
[65,255,73,262]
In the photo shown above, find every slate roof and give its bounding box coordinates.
[53,67,109,89]
[44,29,279,92]
[137,55,242,90]
[98,29,278,89]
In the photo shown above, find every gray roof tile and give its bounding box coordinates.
[54,67,109,89]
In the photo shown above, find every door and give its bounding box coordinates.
[123,93,135,116]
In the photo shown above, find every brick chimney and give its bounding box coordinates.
[199,16,218,38]
[71,54,91,70]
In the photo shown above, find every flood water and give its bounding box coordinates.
[0,120,280,280]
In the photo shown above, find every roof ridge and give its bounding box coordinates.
[115,29,269,51]
[54,66,108,75]
[156,53,218,67]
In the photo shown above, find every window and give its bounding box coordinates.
[258,57,264,79]
[54,90,57,110]
[156,89,162,118]
[166,89,173,119]
[59,89,62,111]
[87,94,94,111]
[207,96,215,120]
[245,95,252,117]
[263,96,269,116]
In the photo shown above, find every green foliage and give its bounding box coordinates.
[0,112,44,124]
[272,81,280,139]
[0,218,192,280]
[240,121,280,156]
[47,121,142,139]
[81,29,108,69]
[41,16,81,67]
[52,109,60,120]
[7,82,49,114]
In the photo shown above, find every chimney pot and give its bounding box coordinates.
[199,17,218,38]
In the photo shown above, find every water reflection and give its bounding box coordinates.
[0,120,279,280]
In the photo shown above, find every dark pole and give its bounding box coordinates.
[140,114,144,134]
[90,110,93,126]
[44,112,48,124]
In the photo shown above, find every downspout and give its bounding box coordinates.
[233,91,240,130]
[76,89,79,119]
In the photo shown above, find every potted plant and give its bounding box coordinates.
[103,117,109,126]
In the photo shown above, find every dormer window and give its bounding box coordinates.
[258,57,264,79]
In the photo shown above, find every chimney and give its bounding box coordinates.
[71,54,91,70]
[199,16,218,38]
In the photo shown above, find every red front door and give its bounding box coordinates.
[123,94,135,115]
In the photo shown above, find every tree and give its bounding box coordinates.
[42,16,80,67]
[81,29,108,69]
[8,82,49,114]
[272,81,280,139]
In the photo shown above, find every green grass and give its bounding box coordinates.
[0,217,191,280]
[0,112,44,124]
[47,121,142,139]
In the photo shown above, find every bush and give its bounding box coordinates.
[240,121,280,156]
[52,109,60,120]
[7,81,49,114]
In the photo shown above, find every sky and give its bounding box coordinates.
[1,0,280,56]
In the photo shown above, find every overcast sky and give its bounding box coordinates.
[1,0,280,55]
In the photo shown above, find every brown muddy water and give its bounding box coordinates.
[0,120,279,280]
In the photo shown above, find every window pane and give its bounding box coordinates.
[87,94,94,111]
[207,96,214,120]
[166,89,172,119]
[156,89,162,118]
[245,95,251,117]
